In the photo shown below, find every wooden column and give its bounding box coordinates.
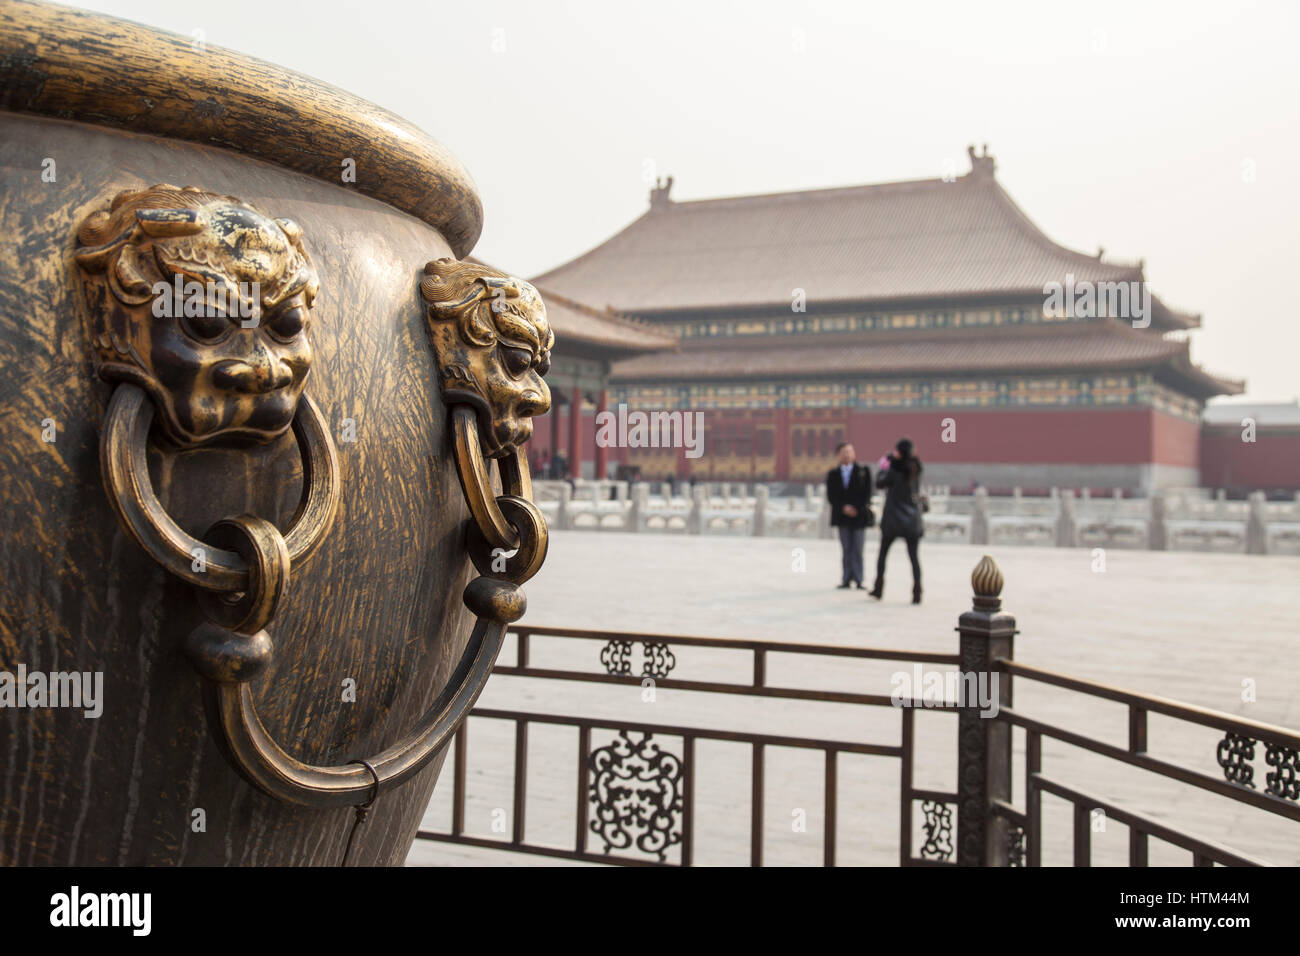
[548,401,561,479]
[775,408,791,482]
[594,389,609,481]
[569,386,583,479]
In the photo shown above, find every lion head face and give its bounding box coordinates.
[75,184,320,447]
[420,258,552,458]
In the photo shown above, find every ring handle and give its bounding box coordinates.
[178,403,545,809]
[100,383,340,593]
[96,364,545,812]
[198,577,525,807]
[451,405,523,552]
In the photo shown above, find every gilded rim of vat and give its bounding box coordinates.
[0,0,484,257]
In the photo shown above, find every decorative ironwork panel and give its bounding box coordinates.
[598,640,676,679]
[1216,732,1256,788]
[641,642,677,680]
[588,730,684,862]
[599,640,634,676]
[1264,744,1300,802]
[918,800,955,862]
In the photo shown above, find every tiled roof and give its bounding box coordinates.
[535,288,677,355]
[534,155,1198,329]
[609,321,1236,393]
[464,256,675,356]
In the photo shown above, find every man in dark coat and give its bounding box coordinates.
[870,438,924,603]
[826,442,873,589]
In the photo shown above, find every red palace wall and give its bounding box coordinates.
[843,407,1194,467]
[528,404,1206,487]
[1200,426,1300,493]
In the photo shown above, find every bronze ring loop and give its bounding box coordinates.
[195,516,291,635]
[202,608,513,808]
[496,441,533,501]
[451,405,523,552]
[100,382,340,593]
[351,758,381,809]
[465,495,549,586]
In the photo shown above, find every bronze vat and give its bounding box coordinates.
[0,1,551,865]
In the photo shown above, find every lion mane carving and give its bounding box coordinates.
[420,258,552,458]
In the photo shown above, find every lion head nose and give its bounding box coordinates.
[517,383,550,419]
[213,352,293,394]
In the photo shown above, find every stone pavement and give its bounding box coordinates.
[407,530,1300,867]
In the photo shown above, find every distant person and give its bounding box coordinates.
[826,442,873,589]
[870,438,925,604]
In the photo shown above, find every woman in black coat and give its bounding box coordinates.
[870,438,925,603]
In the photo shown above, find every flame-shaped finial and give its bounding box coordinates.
[971,555,1004,599]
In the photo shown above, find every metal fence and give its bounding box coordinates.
[415,556,1300,866]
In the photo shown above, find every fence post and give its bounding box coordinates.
[956,555,1017,866]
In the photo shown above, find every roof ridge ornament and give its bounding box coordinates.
[650,176,675,210]
[966,143,996,180]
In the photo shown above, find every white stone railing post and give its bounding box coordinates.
[1247,490,1269,555]
[753,486,769,537]
[629,484,648,533]
[688,485,707,535]
[1056,489,1077,547]
[1149,490,1167,550]
[970,487,990,545]
[555,482,572,531]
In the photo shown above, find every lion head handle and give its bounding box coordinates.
[420,258,553,458]
[74,184,320,447]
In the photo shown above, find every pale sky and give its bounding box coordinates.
[74,0,1300,402]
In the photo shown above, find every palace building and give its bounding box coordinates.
[521,281,677,479]
[530,147,1243,491]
